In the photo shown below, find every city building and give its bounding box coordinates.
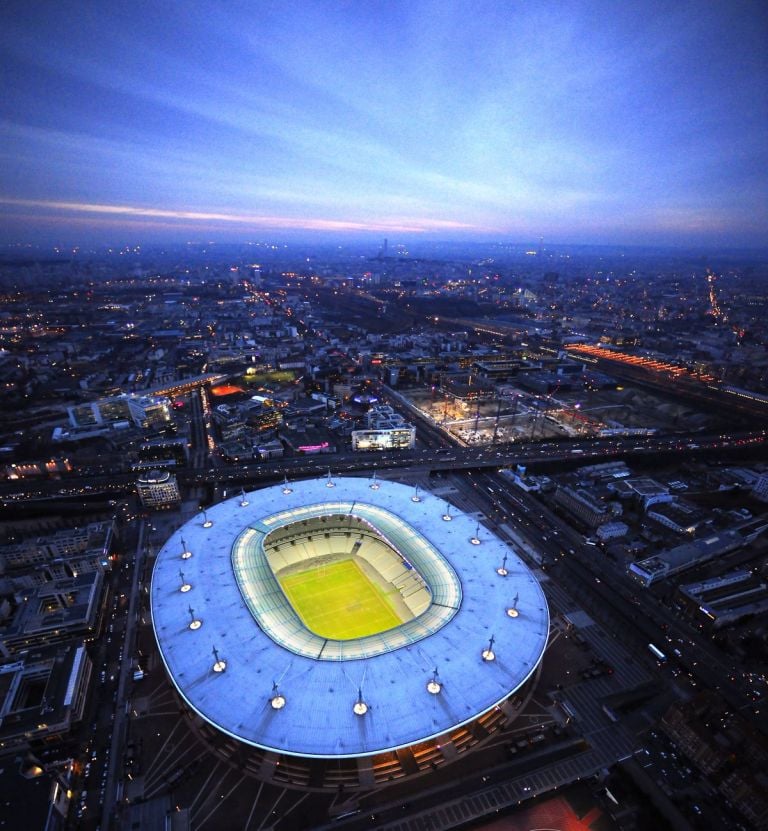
[0,521,115,588]
[646,500,710,536]
[629,521,768,587]
[719,768,768,830]
[0,570,104,656]
[0,643,91,752]
[138,436,189,466]
[135,469,181,509]
[618,477,672,510]
[1,457,72,481]
[351,426,416,451]
[150,477,548,791]
[255,439,284,460]
[351,404,416,450]
[677,570,768,629]
[661,696,728,775]
[67,392,171,432]
[280,427,336,455]
[662,693,768,828]
[552,485,619,529]
[752,472,768,503]
[595,521,629,542]
[364,404,409,430]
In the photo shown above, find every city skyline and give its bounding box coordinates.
[1,0,767,248]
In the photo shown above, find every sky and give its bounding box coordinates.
[1,0,766,249]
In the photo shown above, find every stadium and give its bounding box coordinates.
[150,475,549,791]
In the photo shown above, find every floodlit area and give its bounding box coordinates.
[404,387,570,445]
[280,558,404,640]
[399,382,706,445]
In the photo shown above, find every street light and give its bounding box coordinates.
[212,645,227,672]
[426,667,442,695]
[270,682,286,710]
[179,570,191,593]
[482,634,496,662]
[187,605,201,630]
[353,687,368,715]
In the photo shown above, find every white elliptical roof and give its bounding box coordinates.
[151,476,549,758]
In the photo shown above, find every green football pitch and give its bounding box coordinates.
[279,558,403,640]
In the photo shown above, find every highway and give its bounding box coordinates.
[1,428,766,502]
[99,518,148,829]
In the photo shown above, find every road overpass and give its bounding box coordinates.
[1,430,765,503]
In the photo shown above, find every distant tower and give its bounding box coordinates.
[705,266,723,319]
[381,238,388,258]
[537,236,543,257]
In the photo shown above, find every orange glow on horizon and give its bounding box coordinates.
[0,197,482,235]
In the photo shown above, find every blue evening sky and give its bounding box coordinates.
[1,1,766,247]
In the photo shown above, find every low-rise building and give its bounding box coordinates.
[136,469,181,509]
[351,426,416,451]
[256,440,284,460]
[661,698,728,775]
[68,392,171,432]
[0,643,91,752]
[752,472,768,503]
[646,499,710,536]
[621,477,672,510]
[719,768,768,831]
[280,427,336,455]
[0,571,104,656]
[629,519,768,587]
[596,521,629,542]
[351,404,416,451]
[678,570,768,629]
[0,521,116,587]
[552,485,619,529]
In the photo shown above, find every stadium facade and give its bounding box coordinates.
[150,476,549,790]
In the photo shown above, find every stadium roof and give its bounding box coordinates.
[151,476,549,759]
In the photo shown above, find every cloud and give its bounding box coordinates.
[0,197,482,234]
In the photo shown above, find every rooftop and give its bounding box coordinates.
[151,476,549,759]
